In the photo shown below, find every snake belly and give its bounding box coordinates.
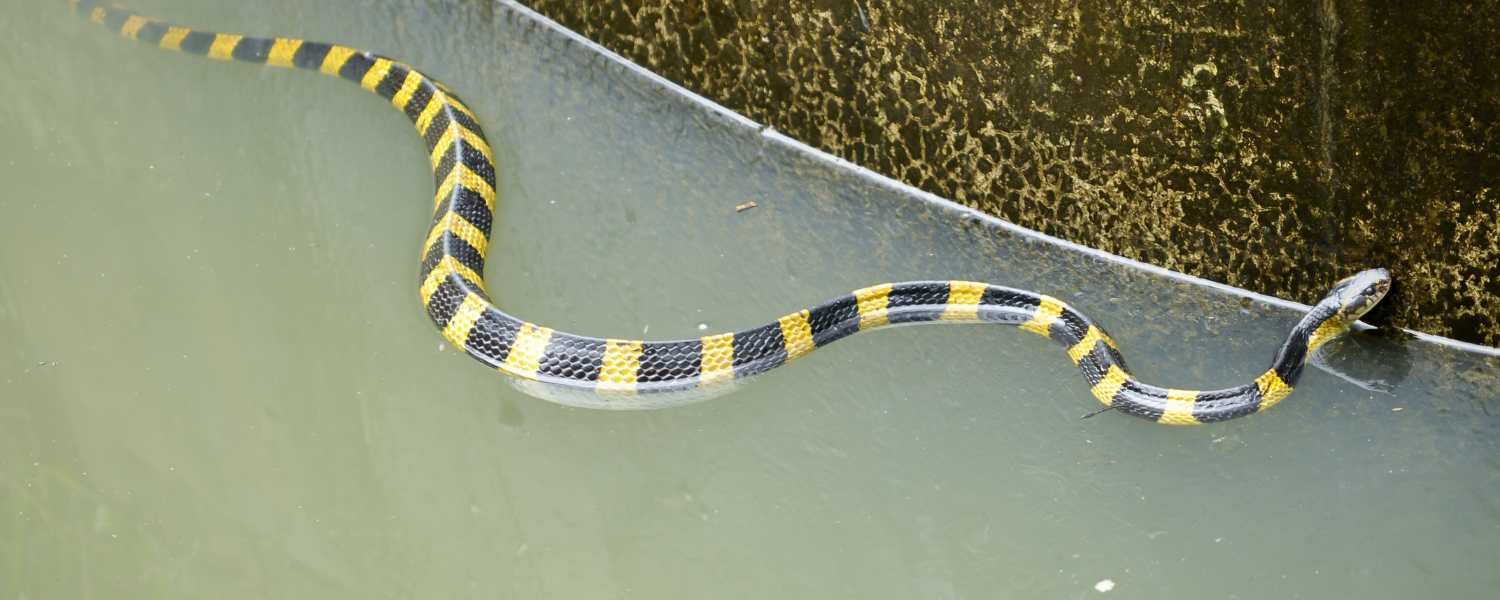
[72,1,1392,425]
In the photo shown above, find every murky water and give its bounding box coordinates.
[2,1,1498,598]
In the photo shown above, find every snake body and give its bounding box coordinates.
[73,1,1392,425]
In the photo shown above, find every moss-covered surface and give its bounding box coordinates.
[522,0,1499,347]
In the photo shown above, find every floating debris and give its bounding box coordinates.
[1094,579,1115,592]
[735,200,758,212]
[1392,407,1404,412]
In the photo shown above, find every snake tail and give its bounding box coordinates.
[73,1,1392,424]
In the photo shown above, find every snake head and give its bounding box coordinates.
[1326,268,1392,320]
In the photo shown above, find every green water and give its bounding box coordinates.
[3,1,1498,597]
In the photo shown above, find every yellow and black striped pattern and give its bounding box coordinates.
[73,2,1394,423]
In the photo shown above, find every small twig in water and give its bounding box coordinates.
[1080,405,1115,420]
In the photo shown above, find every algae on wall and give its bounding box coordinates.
[523,0,1500,347]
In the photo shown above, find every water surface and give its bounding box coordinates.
[2,1,1497,598]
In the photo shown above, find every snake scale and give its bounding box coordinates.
[73,1,1392,425]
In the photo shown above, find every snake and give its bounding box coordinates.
[72,1,1392,425]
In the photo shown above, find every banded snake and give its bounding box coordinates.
[72,1,1392,425]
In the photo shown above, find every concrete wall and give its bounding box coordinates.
[523,0,1500,346]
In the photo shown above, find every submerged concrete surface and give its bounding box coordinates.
[521,0,1500,347]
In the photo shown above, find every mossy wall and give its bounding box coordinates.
[522,0,1500,347]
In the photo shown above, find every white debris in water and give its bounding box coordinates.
[1094,579,1115,593]
[697,323,709,331]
